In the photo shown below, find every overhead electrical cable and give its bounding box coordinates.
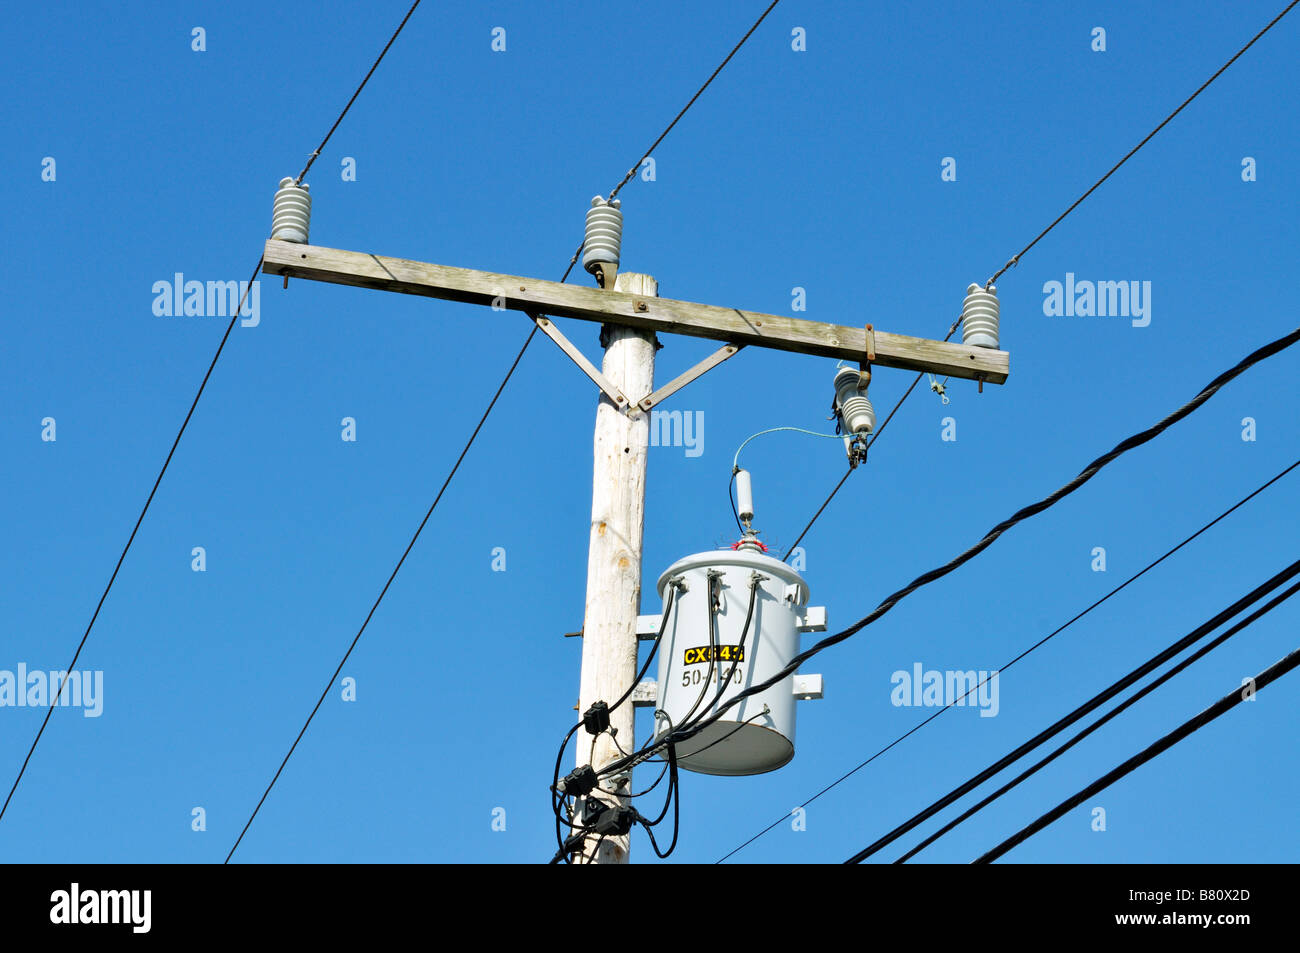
[894,577,1300,863]
[719,456,1300,861]
[973,644,1300,863]
[842,558,1300,863]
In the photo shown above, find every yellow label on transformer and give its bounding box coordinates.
[683,645,745,665]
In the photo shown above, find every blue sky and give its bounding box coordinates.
[2,0,1297,864]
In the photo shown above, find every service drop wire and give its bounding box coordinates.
[593,323,1300,780]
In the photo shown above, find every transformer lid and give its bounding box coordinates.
[656,546,808,604]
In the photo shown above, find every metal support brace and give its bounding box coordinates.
[529,312,631,410]
[637,343,743,412]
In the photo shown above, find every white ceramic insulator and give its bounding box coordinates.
[736,469,754,525]
[961,282,999,349]
[582,195,622,275]
[271,176,311,243]
[833,367,875,435]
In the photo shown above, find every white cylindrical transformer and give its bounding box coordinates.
[833,367,875,435]
[271,176,311,243]
[961,282,999,349]
[652,547,810,776]
[582,195,622,276]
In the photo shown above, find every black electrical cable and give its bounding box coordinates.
[549,583,679,849]
[559,0,782,278]
[639,745,679,830]
[895,577,1300,863]
[627,759,672,799]
[974,644,1300,863]
[711,578,759,712]
[296,0,422,183]
[729,469,744,534]
[719,455,1300,862]
[0,260,264,826]
[986,0,1300,287]
[552,722,582,851]
[674,575,725,730]
[844,557,1300,863]
[226,324,537,863]
[676,575,758,734]
[610,583,679,715]
[641,745,681,858]
[599,323,1300,782]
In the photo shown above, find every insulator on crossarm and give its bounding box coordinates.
[833,367,875,436]
[271,176,311,243]
[961,282,999,349]
[582,195,622,285]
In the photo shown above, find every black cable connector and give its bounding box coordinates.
[557,764,598,798]
[584,800,636,838]
[582,701,611,736]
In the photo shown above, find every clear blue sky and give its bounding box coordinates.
[2,0,1297,864]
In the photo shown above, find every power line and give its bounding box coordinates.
[720,455,1300,861]
[986,0,1300,287]
[561,0,783,277]
[0,260,258,826]
[895,577,1300,863]
[224,326,536,863]
[843,557,1300,863]
[599,322,1300,784]
[974,642,1300,864]
[608,0,780,203]
[296,0,423,183]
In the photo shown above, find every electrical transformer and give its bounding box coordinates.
[652,543,816,776]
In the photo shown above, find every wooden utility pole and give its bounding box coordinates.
[261,237,1011,865]
[572,274,657,864]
